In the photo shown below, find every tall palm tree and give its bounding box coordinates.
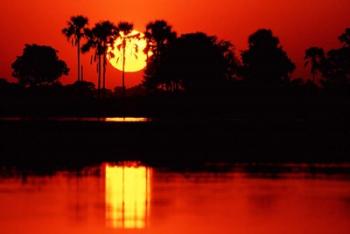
[62,15,89,82]
[305,47,325,83]
[82,21,118,98]
[117,22,135,96]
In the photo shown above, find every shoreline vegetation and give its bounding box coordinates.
[0,17,350,166]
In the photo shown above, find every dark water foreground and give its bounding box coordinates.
[0,117,348,167]
[0,118,349,234]
[0,163,349,234]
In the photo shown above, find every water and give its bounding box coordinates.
[0,117,151,123]
[0,163,349,234]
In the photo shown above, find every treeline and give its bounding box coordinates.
[144,23,350,95]
[0,16,350,118]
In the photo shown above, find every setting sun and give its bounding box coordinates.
[107,30,151,73]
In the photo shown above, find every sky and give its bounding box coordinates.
[1,0,350,88]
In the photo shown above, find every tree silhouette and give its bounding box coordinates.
[144,20,177,58]
[143,20,177,91]
[322,47,350,88]
[321,28,350,90]
[117,22,134,97]
[339,28,350,47]
[241,29,295,85]
[304,47,325,83]
[144,32,238,93]
[82,21,118,98]
[176,33,238,92]
[12,44,69,87]
[62,15,89,82]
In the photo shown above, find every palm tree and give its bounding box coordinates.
[117,22,135,96]
[82,21,118,98]
[62,15,89,82]
[305,47,325,83]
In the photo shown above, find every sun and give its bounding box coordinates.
[107,30,151,73]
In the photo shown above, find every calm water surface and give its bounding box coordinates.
[0,163,349,234]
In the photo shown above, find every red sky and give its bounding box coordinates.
[1,0,350,88]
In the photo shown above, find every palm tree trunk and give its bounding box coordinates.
[98,55,101,99]
[77,39,81,82]
[103,54,106,91]
[122,39,126,97]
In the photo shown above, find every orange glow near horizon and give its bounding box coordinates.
[105,164,151,229]
[108,30,151,73]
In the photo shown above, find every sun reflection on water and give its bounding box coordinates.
[104,117,150,123]
[105,163,151,229]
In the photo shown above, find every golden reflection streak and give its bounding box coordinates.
[105,117,150,123]
[105,164,152,229]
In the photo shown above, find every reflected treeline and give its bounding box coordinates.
[0,16,350,118]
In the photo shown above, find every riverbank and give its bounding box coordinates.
[0,117,348,167]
